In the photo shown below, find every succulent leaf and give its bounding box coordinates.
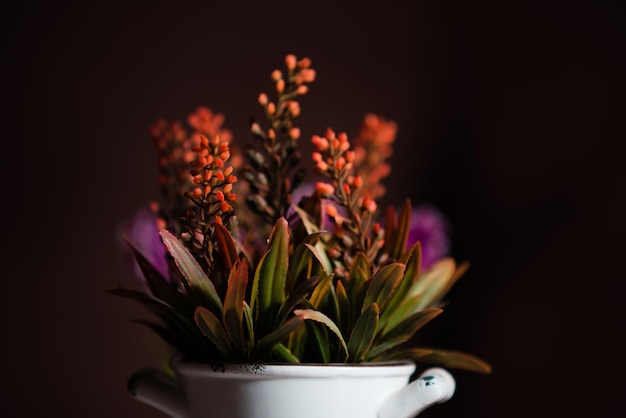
[123,238,196,320]
[294,308,349,360]
[223,260,249,355]
[159,229,223,316]
[250,217,289,334]
[107,288,209,354]
[345,252,370,316]
[369,307,442,359]
[362,263,405,313]
[347,303,379,362]
[195,306,232,358]
[379,347,493,374]
[257,316,304,357]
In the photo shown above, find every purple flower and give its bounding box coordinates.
[117,205,171,285]
[407,205,451,270]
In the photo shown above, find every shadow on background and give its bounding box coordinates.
[1,1,625,417]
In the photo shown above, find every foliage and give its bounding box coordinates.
[109,54,491,374]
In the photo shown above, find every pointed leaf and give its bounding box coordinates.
[194,306,232,358]
[223,260,249,354]
[409,258,457,312]
[250,217,289,332]
[308,272,333,309]
[288,233,325,288]
[381,347,493,374]
[292,205,333,273]
[214,222,240,271]
[390,199,412,260]
[335,279,351,334]
[363,263,405,313]
[123,238,195,319]
[304,319,330,363]
[257,316,304,355]
[347,303,379,362]
[294,309,349,360]
[369,308,442,359]
[379,243,421,331]
[159,229,223,315]
[345,252,370,315]
[272,343,300,363]
[106,288,207,351]
[277,275,320,324]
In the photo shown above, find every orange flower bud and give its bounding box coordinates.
[276,79,285,94]
[193,175,203,184]
[226,175,237,183]
[223,183,233,193]
[298,57,312,68]
[289,127,301,139]
[216,191,225,201]
[258,93,268,105]
[285,54,297,71]
[315,182,335,197]
[192,188,202,199]
[326,204,338,218]
[220,201,231,212]
[267,102,276,115]
[227,193,237,201]
[271,69,282,81]
[216,171,225,181]
[300,68,316,83]
[224,166,234,176]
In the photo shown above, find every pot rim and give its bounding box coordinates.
[171,358,417,378]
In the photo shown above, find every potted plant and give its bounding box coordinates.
[110,54,491,418]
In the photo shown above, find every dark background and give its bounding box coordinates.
[2,1,625,417]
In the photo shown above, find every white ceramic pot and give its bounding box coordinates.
[128,359,455,418]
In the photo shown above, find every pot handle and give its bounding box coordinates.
[378,367,456,418]
[127,368,189,418]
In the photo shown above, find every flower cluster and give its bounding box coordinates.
[111,54,491,374]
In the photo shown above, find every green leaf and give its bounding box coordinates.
[347,303,379,362]
[379,293,423,334]
[291,205,333,273]
[345,252,370,316]
[335,280,351,334]
[242,301,255,357]
[294,309,349,360]
[362,263,405,313]
[223,259,249,355]
[256,316,304,356]
[379,243,421,332]
[122,237,196,320]
[393,199,412,260]
[250,217,289,334]
[276,275,320,325]
[194,306,232,358]
[272,343,300,363]
[368,307,442,359]
[132,319,204,358]
[106,288,207,352]
[288,233,325,289]
[408,258,457,312]
[304,319,330,363]
[159,229,223,315]
[380,347,493,374]
[308,272,333,309]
